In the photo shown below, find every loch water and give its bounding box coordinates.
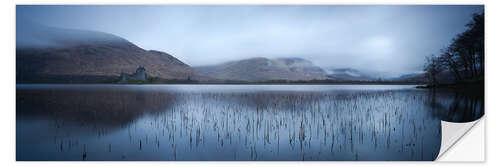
[16,84,483,160]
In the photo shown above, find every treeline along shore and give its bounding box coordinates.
[422,12,484,89]
[16,74,426,85]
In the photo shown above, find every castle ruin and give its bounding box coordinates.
[120,66,148,82]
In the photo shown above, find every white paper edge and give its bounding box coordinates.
[436,117,484,161]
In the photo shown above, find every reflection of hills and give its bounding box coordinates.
[16,86,483,130]
[18,86,484,160]
[211,91,326,110]
[16,85,483,160]
[17,88,179,129]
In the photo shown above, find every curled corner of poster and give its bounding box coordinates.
[436,117,485,161]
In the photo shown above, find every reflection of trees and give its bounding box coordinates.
[426,89,484,122]
[444,91,483,122]
[17,88,179,128]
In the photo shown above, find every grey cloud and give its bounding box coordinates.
[16,5,483,77]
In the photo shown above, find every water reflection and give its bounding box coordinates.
[16,85,483,161]
[17,87,178,129]
[427,89,484,122]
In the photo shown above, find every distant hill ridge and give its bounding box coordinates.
[16,22,430,84]
[16,23,206,83]
[194,57,328,82]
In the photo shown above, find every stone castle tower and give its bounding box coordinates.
[131,66,147,81]
[119,66,148,82]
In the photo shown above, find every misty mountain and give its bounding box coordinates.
[388,72,428,83]
[325,68,376,81]
[390,71,458,84]
[194,57,328,81]
[16,23,205,83]
[396,73,422,79]
[17,21,129,49]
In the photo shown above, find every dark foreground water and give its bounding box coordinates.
[16,84,483,161]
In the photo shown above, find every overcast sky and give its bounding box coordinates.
[17,5,483,77]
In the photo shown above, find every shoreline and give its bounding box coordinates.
[416,80,484,90]
[16,82,424,86]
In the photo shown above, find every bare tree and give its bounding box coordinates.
[426,12,484,84]
[424,54,444,86]
[448,12,484,81]
[439,48,462,82]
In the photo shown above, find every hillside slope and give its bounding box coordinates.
[16,23,204,83]
[195,57,328,81]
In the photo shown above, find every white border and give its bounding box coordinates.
[438,118,485,161]
[3,0,498,166]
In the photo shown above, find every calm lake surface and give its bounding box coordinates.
[16,84,483,161]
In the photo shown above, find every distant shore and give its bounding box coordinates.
[416,79,484,90]
[17,81,425,86]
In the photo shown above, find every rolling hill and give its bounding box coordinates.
[325,68,376,81]
[16,23,205,83]
[194,57,328,82]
